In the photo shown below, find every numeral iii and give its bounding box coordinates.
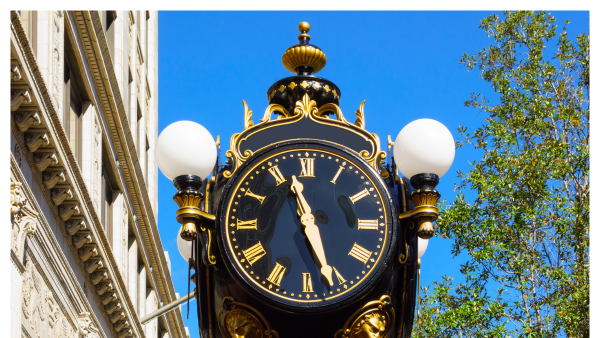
[348,243,372,264]
[302,273,314,293]
[357,219,378,230]
[267,263,286,286]
[349,188,370,204]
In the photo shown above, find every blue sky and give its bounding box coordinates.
[156,11,589,336]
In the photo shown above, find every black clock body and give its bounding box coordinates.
[216,141,398,313]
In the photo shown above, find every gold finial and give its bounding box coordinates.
[282,21,327,75]
[298,21,310,40]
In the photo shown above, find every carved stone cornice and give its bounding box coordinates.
[72,231,92,249]
[105,301,121,314]
[25,131,50,152]
[13,109,41,132]
[11,60,22,81]
[65,218,86,235]
[51,187,73,205]
[59,203,80,221]
[96,283,113,296]
[101,293,117,306]
[78,244,98,261]
[84,258,104,274]
[11,85,32,111]
[33,150,58,171]
[42,169,66,189]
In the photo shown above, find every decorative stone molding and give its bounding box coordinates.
[84,258,103,274]
[51,10,64,114]
[33,150,58,171]
[105,301,121,314]
[11,178,39,258]
[72,231,92,249]
[11,60,22,81]
[78,244,98,261]
[79,312,100,338]
[114,320,128,332]
[51,187,73,205]
[13,109,41,132]
[59,203,80,221]
[90,270,108,285]
[95,282,113,296]
[117,328,132,338]
[109,311,125,323]
[65,218,86,235]
[25,131,50,152]
[11,86,32,111]
[11,179,26,214]
[43,169,66,189]
[101,292,117,306]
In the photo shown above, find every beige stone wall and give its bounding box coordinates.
[10,11,183,338]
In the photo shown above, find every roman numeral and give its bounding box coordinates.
[357,219,378,230]
[242,242,266,265]
[266,263,286,286]
[268,166,287,186]
[349,188,370,204]
[302,273,314,293]
[348,243,372,264]
[237,219,258,230]
[330,166,344,184]
[244,189,265,203]
[333,267,347,285]
[300,158,315,177]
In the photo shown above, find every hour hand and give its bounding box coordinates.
[290,175,311,216]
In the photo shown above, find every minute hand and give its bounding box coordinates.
[290,176,334,286]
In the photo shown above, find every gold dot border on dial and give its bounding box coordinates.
[224,148,390,303]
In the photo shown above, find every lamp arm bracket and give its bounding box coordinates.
[197,210,216,222]
[397,206,438,221]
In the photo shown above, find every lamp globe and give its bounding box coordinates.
[156,121,217,180]
[393,118,455,178]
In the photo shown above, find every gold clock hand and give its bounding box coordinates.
[290,176,334,287]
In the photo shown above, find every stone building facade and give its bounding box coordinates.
[10,11,187,338]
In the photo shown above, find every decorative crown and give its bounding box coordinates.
[281,22,327,75]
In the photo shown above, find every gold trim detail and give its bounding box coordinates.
[282,45,327,74]
[289,81,297,90]
[334,295,395,338]
[354,100,365,129]
[218,297,279,338]
[243,100,254,130]
[225,94,385,178]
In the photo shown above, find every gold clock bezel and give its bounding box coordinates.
[222,147,390,304]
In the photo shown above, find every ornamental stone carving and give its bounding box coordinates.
[59,203,80,221]
[11,178,38,257]
[72,231,92,249]
[101,292,117,306]
[52,10,64,114]
[34,151,58,171]
[105,301,121,314]
[11,87,32,111]
[14,109,41,132]
[78,312,100,338]
[84,258,103,274]
[22,262,35,318]
[65,218,86,235]
[25,131,50,152]
[96,282,113,296]
[51,188,73,205]
[90,271,108,285]
[11,60,22,81]
[78,244,98,261]
[114,319,128,332]
[117,328,132,338]
[43,170,66,189]
[109,311,124,323]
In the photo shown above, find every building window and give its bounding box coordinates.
[63,58,83,164]
[19,11,37,54]
[104,11,117,60]
[101,166,114,243]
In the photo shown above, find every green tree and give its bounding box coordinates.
[415,11,589,337]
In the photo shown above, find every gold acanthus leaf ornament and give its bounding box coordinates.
[242,100,254,130]
[335,295,395,338]
[354,100,365,129]
[218,297,278,338]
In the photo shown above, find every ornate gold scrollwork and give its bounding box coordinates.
[225,94,385,179]
[242,100,254,130]
[354,100,365,129]
[218,297,278,338]
[398,221,415,264]
[335,295,395,338]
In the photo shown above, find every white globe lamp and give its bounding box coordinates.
[156,121,217,181]
[417,237,429,259]
[393,118,455,179]
[177,225,193,262]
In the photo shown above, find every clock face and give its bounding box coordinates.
[217,142,396,311]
